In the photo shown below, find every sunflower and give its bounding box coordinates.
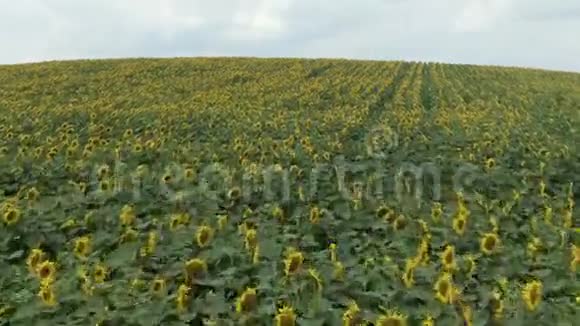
[196,224,214,248]
[244,228,258,252]
[141,231,158,256]
[94,263,108,284]
[570,244,579,273]
[415,237,431,266]
[333,261,345,281]
[169,214,183,231]
[421,314,434,326]
[99,180,110,192]
[36,260,56,285]
[441,245,457,271]
[184,258,207,283]
[342,300,362,326]
[480,233,500,255]
[151,277,167,297]
[309,206,321,224]
[563,209,572,229]
[97,165,109,180]
[274,304,296,326]
[539,180,546,197]
[543,205,553,225]
[308,268,323,293]
[176,284,190,312]
[227,187,241,201]
[235,287,257,313]
[431,202,443,222]
[2,207,21,226]
[26,249,45,274]
[489,215,499,233]
[434,272,454,304]
[485,157,496,170]
[329,243,338,262]
[452,216,467,236]
[417,219,430,237]
[120,227,138,243]
[527,237,542,258]
[284,248,304,276]
[521,280,542,312]
[119,204,136,226]
[217,214,228,231]
[184,167,195,181]
[38,284,57,307]
[401,258,416,288]
[376,310,407,326]
[490,290,504,320]
[27,187,40,202]
[272,205,284,222]
[464,254,477,275]
[460,303,473,326]
[73,236,92,259]
[252,244,260,264]
[394,214,408,231]
[376,205,392,220]
[133,143,143,153]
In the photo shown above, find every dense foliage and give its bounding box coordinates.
[0,58,578,325]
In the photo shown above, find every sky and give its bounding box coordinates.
[1,0,579,72]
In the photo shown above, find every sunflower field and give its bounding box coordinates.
[0,58,578,325]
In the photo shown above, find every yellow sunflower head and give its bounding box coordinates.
[119,204,136,226]
[342,300,362,326]
[244,228,258,251]
[480,232,500,255]
[27,248,45,274]
[227,187,242,201]
[421,314,435,326]
[434,272,454,304]
[196,224,214,248]
[441,245,457,271]
[176,284,190,312]
[485,157,496,170]
[3,207,21,226]
[431,202,443,222]
[73,236,92,259]
[274,304,296,326]
[309,206,321,224]
[217,214,228,231]
[394,215,408,231]
[521,280,542,312]
[151,277,167,297]
[235,287,257,314]
[452,216,467,236]
[401,258,416,288]
[571,244,579,272]
[38,285,57,307]
[490,290,504,320]
[464,254,477,275]
[93,263,108,284]
[376,310,407,326]
[36,258,55,280]
[184,258,207,283]
[284,249,304,276]
[307,268,323,293]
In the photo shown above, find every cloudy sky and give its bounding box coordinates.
[1,0,579,72]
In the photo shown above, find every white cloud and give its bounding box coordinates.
[0,0,579,71]
[454,0,514,32]
[230,0,292,40]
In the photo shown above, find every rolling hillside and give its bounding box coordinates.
[0,58,578,325]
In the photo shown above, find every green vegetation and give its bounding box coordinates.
[0,58,578,325]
